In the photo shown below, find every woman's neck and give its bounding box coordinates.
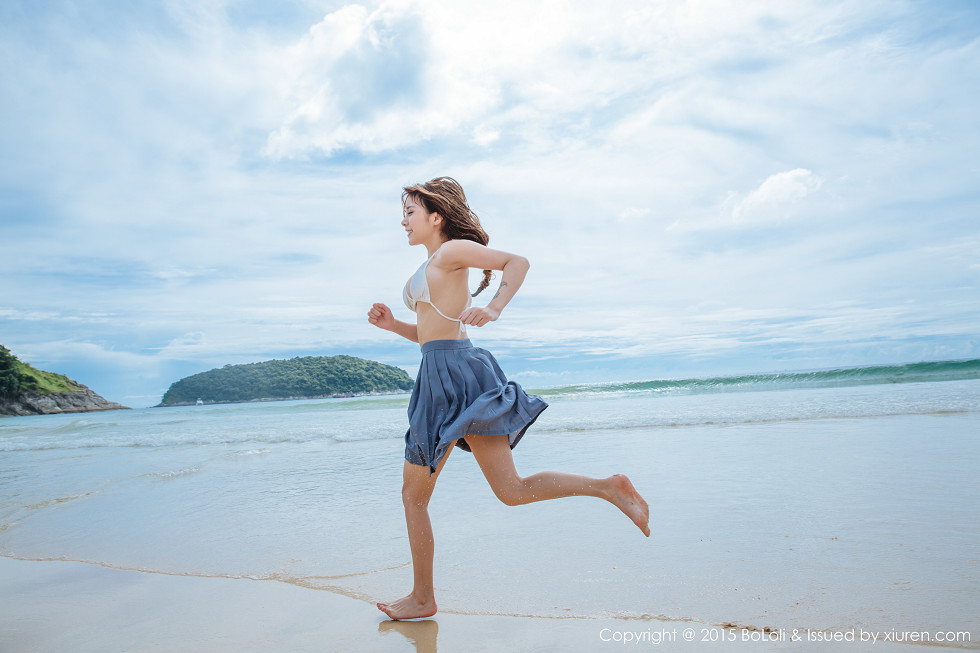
[424,236,449,257]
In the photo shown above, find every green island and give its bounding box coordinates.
[1,344,81,397]
[158,355,414,406]
[1,344,128,417]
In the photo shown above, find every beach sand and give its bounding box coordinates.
[0,556,959,652]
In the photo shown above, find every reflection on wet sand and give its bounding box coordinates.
[378,619,438,653]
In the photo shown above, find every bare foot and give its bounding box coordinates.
[377,593,438,620]
[608,474,650,537]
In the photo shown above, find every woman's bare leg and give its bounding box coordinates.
[464,434,650,536]
[377,450,452,620]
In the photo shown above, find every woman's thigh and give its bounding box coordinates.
[401,448,452,507]
[463,434,521,497]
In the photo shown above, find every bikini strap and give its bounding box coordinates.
[428,303,466,332]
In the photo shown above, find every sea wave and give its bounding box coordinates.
[531,359,980,399]
[145,466,203,481]
[24,491,99,510]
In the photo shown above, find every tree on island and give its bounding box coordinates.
[0,345,22,400]
[159,355,414,405]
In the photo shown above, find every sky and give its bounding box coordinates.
[1,0,978,408]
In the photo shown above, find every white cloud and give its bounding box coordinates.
[159,332,208,357]
[617,207,651,221]
[472,126,500,147]
[731,169,824,224]
[265,1,481,157]
[263,0,846,158]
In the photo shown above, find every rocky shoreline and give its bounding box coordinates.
[0,386,129,417]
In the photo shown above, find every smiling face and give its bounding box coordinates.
[401,195,444,247]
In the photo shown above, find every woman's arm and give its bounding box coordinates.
[434,240,530,327]
[367,303,419,343]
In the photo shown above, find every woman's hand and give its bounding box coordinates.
[459,306,500,327]
[368,303,396,331]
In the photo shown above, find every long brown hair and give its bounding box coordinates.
[402,177,493,296]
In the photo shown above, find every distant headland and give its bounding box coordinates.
[0,345,129,417]
[157,355,414,407]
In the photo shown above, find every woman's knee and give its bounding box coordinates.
[402,477,433,504]
[465,434,526,506]
[401,466,436,508]
[489,474,526,506]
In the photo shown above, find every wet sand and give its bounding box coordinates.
[1,556,962,652]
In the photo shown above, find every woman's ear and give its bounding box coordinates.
[430,212,443,228]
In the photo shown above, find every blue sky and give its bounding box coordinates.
[2,0,978,407]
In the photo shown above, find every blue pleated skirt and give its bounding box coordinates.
[405,339,548,473]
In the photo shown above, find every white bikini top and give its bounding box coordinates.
[403,252,471,326]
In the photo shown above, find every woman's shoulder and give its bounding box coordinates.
[432,239,485,266]
[434,239,524,273]
[438,239,486,256]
